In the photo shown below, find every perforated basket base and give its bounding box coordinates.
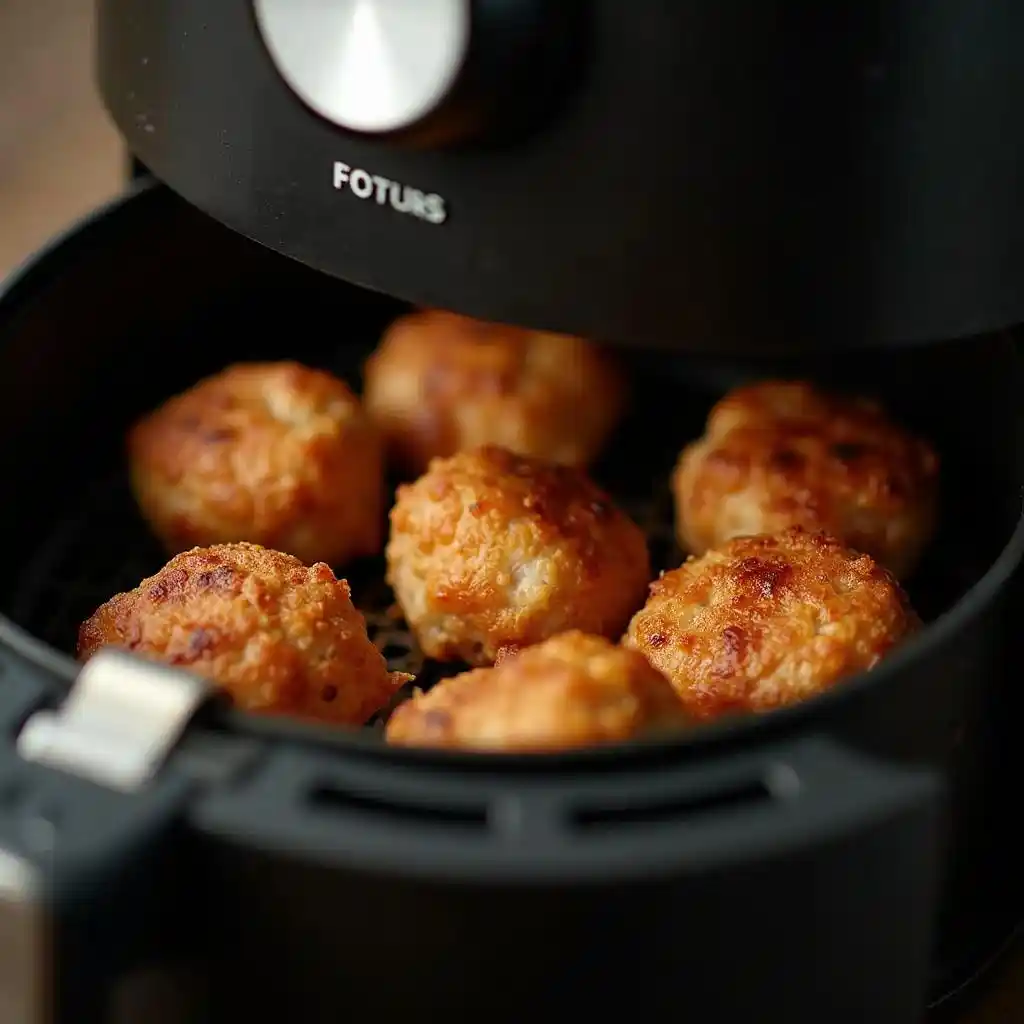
[6,463,681,725]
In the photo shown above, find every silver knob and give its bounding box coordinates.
[254,0,471,135]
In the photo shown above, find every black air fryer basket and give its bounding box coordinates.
[0,182,1020,1023]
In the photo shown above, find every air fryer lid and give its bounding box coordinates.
[98,0,1024,353]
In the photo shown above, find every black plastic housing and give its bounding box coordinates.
[97,0,1024,353]
[0,186,1020,1020]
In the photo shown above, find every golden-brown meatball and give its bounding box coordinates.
[386,445,651,666]
[673,380,939,578]
[128,361,384,566]
[386,631,685,752]
[363,309,626,474]
[623,528,920,722]
[77,543,408,726]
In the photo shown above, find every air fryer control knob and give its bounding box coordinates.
[253,0,581,145]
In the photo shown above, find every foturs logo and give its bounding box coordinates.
[332,161,447,225]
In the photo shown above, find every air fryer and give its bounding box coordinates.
[0,3,1022,1023]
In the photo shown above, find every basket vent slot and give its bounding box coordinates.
[570,777,771,830]
[309,784,488,829]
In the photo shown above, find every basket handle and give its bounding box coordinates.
[0,649,211,1024]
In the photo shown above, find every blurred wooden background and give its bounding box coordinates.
[0,0,120,276]
[0,1,1020,1020]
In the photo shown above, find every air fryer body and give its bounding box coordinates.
[98,0,1024,353]
[0,187,1018,1023]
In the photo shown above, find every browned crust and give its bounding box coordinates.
[672,380,939,578]
[363,309,626,473]
[128,361,384,566]
[386,630,685,751]
[386,445,652,665]
[624,527,920,722]
[78,542,407,726]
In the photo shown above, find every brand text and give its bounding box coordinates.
[333,161,447,225]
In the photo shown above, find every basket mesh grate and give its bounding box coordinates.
[7,464,681,720]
